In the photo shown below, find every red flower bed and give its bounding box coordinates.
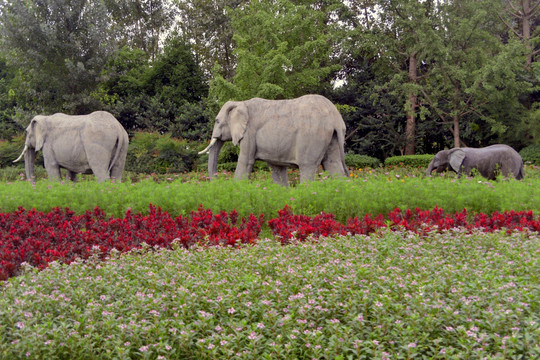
[268,205,540,243]
[0,205,263,281]
[0,205,538,280]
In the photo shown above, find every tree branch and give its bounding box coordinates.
[497,14,523,38]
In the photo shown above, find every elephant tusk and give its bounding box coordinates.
[198,138,217,155]
[13,145,28,163]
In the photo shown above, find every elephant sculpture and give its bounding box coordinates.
[199,95,349,186]
[14,111,129,182]
[426,144,524,180]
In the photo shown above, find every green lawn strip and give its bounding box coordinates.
[1,175,539,222]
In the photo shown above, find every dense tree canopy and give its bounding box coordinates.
[0,0,537,160]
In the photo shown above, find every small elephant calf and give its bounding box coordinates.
[426,145,524,180]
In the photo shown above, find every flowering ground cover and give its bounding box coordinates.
[1,231,538,359]
[1,205,539,281]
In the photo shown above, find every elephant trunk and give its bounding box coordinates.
[425,161,435,176]
[24,147,37,182]
[207,139,224,179]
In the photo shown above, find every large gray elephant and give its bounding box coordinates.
[426,144,524,180]
[199,95,349,186]
[14,111,129,182]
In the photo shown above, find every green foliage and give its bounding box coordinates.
[98,38,210,135]
[345,153,381,169]
[384,154,434,168]
[0,134,25,168]
[1,232,537,358]
[209,0,340,103]
[146,37,208,105]
[0,0,117,114]
[125,132,200,174]
[0,168,539,221]
[520,144,540,165]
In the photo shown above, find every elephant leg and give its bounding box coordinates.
[110,165,123,182]
[298,164,319,183]
[322,157,346,176]
[321,136,346,176]
[269,164,289,187]
[109,155,127,182]
[43,155,62,181]
[234,139,256,180]
[234,162,254,180]
[66,170,78,182]
[85,144,110,182]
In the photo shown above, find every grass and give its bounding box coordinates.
[1,230,538,359]
[0,165,539,223]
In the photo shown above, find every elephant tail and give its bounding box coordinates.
[108,130,129,174]
[336,127,349,176]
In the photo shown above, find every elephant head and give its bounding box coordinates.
[198,101,248,178]
[426,148,465,176]
[13,116,46,181]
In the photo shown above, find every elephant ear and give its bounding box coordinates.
[449,149,466,173]
[30,117,46,151]
[229,102,248,146]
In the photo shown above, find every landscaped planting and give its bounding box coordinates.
[1,231,538,359]
[1,165,539,221]
[1,205,538,280]
[0,166,538,359]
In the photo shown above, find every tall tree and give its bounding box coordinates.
[174,0,248,79]
[499,0,539,66]
[372,0,441,155]
[209,0,340,104]
[105,0,175,61]
[0,0,118,114]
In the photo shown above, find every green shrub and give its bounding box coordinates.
[384,154,434,168]
[216,160,269,173]
[0,134,26,168]
[345,153,381,169]
[216,142,239,163]
[520,144,540,165]
[125,132,200,174]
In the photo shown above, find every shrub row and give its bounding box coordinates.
[1,205,538,281]
[384,154,434,167]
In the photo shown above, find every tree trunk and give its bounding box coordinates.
[522,0,533,65]
[405,52,418,155]
[453,115,460,148]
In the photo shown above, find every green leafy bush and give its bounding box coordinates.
[0,134,25,168]
[520,144,540,165]
[125,132,199,174]
[384,154,434,168]
[345,153,381,169]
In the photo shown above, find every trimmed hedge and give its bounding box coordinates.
[384,154,434,168]
[520,144,540,165]
[345,153,381,168]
